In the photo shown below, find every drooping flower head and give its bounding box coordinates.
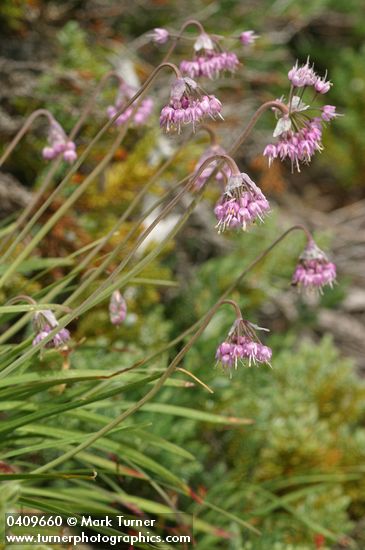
[180,32,239,80]
[214,172,270,233]
[292,239,336,294]
[216,315,272,377]
[160,77,223,133]
[239,30,259,46]
[109,290,127,326]
[42,119,77,164]
[107,81,154,127]
[263,59,339,172]
[151,28,169,44]
[32,309,70,349]
[193,144,231,189]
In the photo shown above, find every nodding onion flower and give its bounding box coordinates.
[180,32,239,80]
[160,77,223,133]
[32,309,70,349]
[216,309,272,377]
[263,59,339,172]
[214,172,270,233]
[42,118,77,164]
[292,239,336,294]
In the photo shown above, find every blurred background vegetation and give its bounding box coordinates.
[1,0,365,548]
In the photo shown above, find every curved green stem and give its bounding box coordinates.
[32,224,307,474]
[0,63,182,285]
[0,109,53,168]
[0,153,233,374]
[228,100,289,157]
[65,153,236,313]
[0,71,123,256]
[0,158,190,345]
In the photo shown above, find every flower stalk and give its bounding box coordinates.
[30,224,311,473]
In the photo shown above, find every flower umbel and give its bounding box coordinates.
[264,59,339,171]
[107,82,154,127]
[292,239,336,293]
[160,77,223,133]
[109,290,127,326]
[180,32,239,80]
[214,173,270,232]
[216,312,272,376]
[32,310,70,349]
[42,119,77,164]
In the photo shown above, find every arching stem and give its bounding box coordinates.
[198,124,218,146]
[220,299,242,319]
[0,63,182,281]
[0,109,54,168]
[31,224,310,474]
[229,100,289,157]
[162,19,207,63]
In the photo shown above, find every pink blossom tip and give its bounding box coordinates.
[109,290,127,325]
[239,30,259,46]
[151,28,169,44]
[43,119,77,164]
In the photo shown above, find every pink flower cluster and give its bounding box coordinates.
[109,290,127,325]
[42,120,77,164]
[33,325,70,348]
[264,118,323,172]
[180,32,239,80]
[160,77,222,133]
[180,51,239,80]
[288,58,332,93]
[32,309,70,348]
[264,106,339,172]
[107,82,154,127]
[263,59,339,171]
[193,144,231,189]
[214,173,270,232]
[292,240,336,293]
[216,318,272,375]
